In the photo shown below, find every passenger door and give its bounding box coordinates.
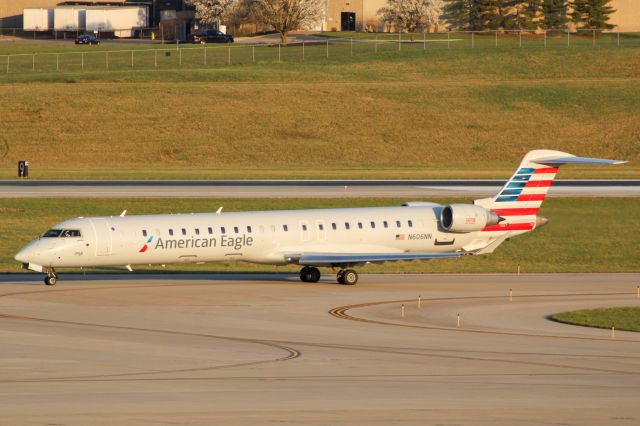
[90,218,112,256]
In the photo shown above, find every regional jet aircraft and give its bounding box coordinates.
[15,150,625,286]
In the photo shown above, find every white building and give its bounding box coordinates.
[86,6,148,37]
[22,8,54,31]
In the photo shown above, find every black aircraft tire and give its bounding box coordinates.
[342,269,358,285]
[299,266,310,282]
[308,267,321,282]
[301,266,321,283]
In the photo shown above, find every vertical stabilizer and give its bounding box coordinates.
[474,150,625,233]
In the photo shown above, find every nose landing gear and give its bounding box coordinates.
[44,269,58,286]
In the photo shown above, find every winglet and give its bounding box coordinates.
[534,156,627,165]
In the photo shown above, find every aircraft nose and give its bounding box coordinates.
[15,246,33,264]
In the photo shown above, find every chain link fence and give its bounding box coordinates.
[1,30,639,75]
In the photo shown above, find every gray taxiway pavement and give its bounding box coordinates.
[1,273,639,425]
[1,179,639,198]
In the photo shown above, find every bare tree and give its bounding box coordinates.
[379,0,444,39]
[248,0,323,44]
[426,0,444,31]
[186,0,235,27]
[226,0,256,33]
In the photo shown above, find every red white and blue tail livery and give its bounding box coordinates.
[15,149,626,286]
[474,149,625,235]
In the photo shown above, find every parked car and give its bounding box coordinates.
[190,30,234,44]
[75,35,100,45]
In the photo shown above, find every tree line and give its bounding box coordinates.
[442,0,616,31]
[187,0,617,45]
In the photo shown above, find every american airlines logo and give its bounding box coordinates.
[139,236,154,252]
[140,234,254,252]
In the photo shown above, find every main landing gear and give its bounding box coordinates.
[44,269,58,286]
[299,266,358,285]
[337,269,358,285]
[299,266,321,283]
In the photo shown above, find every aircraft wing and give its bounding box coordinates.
[288,252,462,266]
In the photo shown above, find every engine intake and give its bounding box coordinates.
[440,204,501,233]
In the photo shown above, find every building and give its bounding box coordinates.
[2,0,639,33]
[325,0,384,32]
[323,0,640,33]
[0,0,190,29]
[1,0,62,28]
[609,0,640,32]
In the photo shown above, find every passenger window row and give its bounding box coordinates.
[329,220,412,231]
[140,220,414,237]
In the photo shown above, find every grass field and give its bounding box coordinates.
[316,30,640,48]
[2,197,639,274]
[0,39,638,179]
[552,307,640,332]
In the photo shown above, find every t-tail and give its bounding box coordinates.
[474,149,626,235]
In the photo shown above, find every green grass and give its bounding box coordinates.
[552,307,640,332]
[2,197,639,274]
[0,40,175,55]
[3,40,640,82]
[315,31,640,47]
[2,30,636,57]
[0,42,639,179]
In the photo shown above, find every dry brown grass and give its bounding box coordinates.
[1,48,639,179]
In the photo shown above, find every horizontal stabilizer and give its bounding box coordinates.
[299,252,461,266]
[534,156,627,165]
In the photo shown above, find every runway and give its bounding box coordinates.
[1,179,639,198]
[1,273,639,425]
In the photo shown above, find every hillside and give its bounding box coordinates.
[1,45,638,179]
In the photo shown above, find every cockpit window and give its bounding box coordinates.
[42,229,81,238]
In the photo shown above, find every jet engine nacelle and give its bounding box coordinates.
[440,204,501,233]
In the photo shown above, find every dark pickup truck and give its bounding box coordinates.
[190,30,234,44]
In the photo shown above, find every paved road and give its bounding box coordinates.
[0,273,638,425]
[1,179,639,198]
[0,32,323,46]
[235,32,327,44]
